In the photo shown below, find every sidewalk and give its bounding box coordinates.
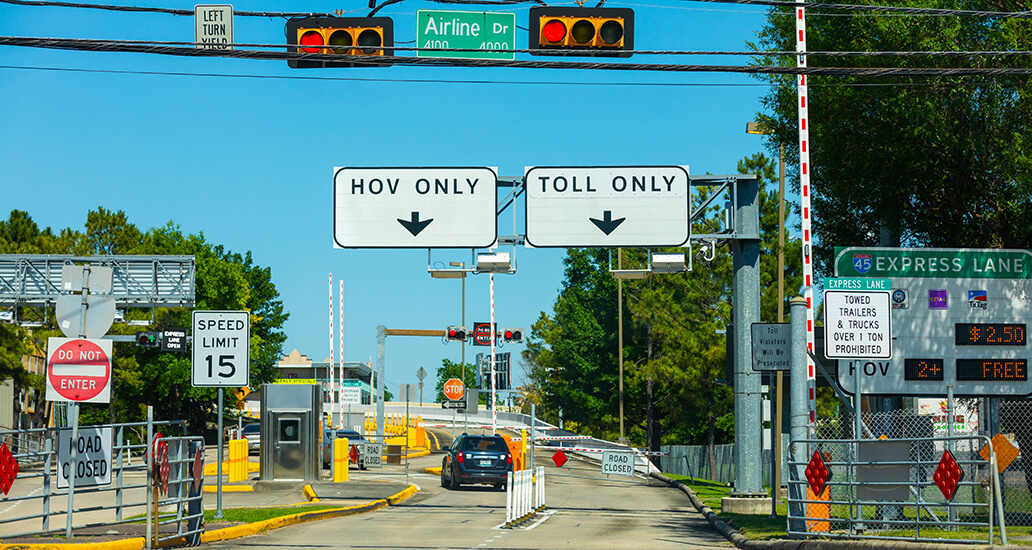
[0,460,419,549]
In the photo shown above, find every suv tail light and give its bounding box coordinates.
[457,451,465,463]
[506,452,512,465]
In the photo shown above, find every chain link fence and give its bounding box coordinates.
[664,398,1032,527]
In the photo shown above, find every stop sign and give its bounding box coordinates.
[46,337,112,403]
[443,378,465,401]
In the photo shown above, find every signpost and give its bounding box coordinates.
[751,323,790,371]
[191,310,250,387]
[191,309,249,519]
[416,10,516,60]
[194,5,233,50]
[57,426,112,489]
[443,378,465,401]
[340,379,362,405]
[333,167,498,248]
[524,165,690,247]
[46,338,113,404]
[600,450,635,477]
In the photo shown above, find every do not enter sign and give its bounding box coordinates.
[46,337,112,403]
[443,378,465,401]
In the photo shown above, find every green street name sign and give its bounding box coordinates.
[416,10,515,60]
[825,277,891,291]
[835,247,1032,279]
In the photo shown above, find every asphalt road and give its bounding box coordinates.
[206,439,728,550]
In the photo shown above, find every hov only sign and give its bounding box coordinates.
[334,167,498,248]
[46,337,112,404]
[192,310,250,387]
[525,166,690,247]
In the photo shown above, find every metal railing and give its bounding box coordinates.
[786,435,1005,545]
[0,418,192,541]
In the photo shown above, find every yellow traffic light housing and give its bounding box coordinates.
[529,7,634,57]
[286,16,394,68]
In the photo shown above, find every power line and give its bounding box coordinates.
[3,36,1032,76]
[4,36,1032,59]
[5,63,1025,87]
[1,0,1030,19]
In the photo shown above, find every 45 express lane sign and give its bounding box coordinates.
[192,310,250,387]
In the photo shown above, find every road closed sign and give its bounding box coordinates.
[192,310,250,387]
[46,338,112,403]
[601,450,636,477]
[57,426,112,489]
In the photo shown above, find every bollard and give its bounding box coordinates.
[333,438,349,482]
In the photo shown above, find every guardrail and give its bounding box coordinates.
[0,416,191,542]
[786,435,1005,545]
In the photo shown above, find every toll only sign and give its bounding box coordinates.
[192,310,250,387]
[46,338,112,404]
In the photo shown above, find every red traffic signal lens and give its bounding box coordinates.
[328,30,353,54]
[504,330,513,339]
[571,19,595,44]
[357,28,382,54]
[299,30,324,53]
[542,19,566,43]
[448,329,457,338]
[599,20,624,44]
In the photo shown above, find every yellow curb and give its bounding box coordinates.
[202,485,254,492]
[302,485,319,502]
[425,467,442,475]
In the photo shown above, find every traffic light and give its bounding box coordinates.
[135,331,160,347]
[528,7,634,58]
[445,326,468,342]
[286,16,394,68]
[499,328,524,344]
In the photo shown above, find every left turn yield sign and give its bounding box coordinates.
[46,337,112,403]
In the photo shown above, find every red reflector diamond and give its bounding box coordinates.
[933,449,964,501]
[552,449,568,468]
[805,450,831,496]
[0,442,20,496]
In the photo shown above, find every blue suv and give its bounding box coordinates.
[441,434,512,490]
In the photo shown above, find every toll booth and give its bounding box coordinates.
[259,384,322,481]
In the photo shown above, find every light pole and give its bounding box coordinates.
[747,120,786,515]
[450,261,467,381]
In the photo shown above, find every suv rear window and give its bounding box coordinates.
[242,424,259,433]
[459,437,508,452]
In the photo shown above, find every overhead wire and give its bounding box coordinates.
[2,36,1031,75]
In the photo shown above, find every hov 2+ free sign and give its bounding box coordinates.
[824,278,892,360]
[57,426,112,489]
[192,310,250,387]
[417,10,516,60]
[46,337,112,404]
[601,450,636,477]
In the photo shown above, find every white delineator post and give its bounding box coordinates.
[796,3,816,428]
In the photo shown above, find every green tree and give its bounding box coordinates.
[751,2,1032,275]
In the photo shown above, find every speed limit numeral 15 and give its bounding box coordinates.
[205,354,236,378]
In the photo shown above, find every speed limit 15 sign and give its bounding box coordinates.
[192,310,249,387]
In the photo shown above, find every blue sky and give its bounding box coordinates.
[1,0,777,399]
